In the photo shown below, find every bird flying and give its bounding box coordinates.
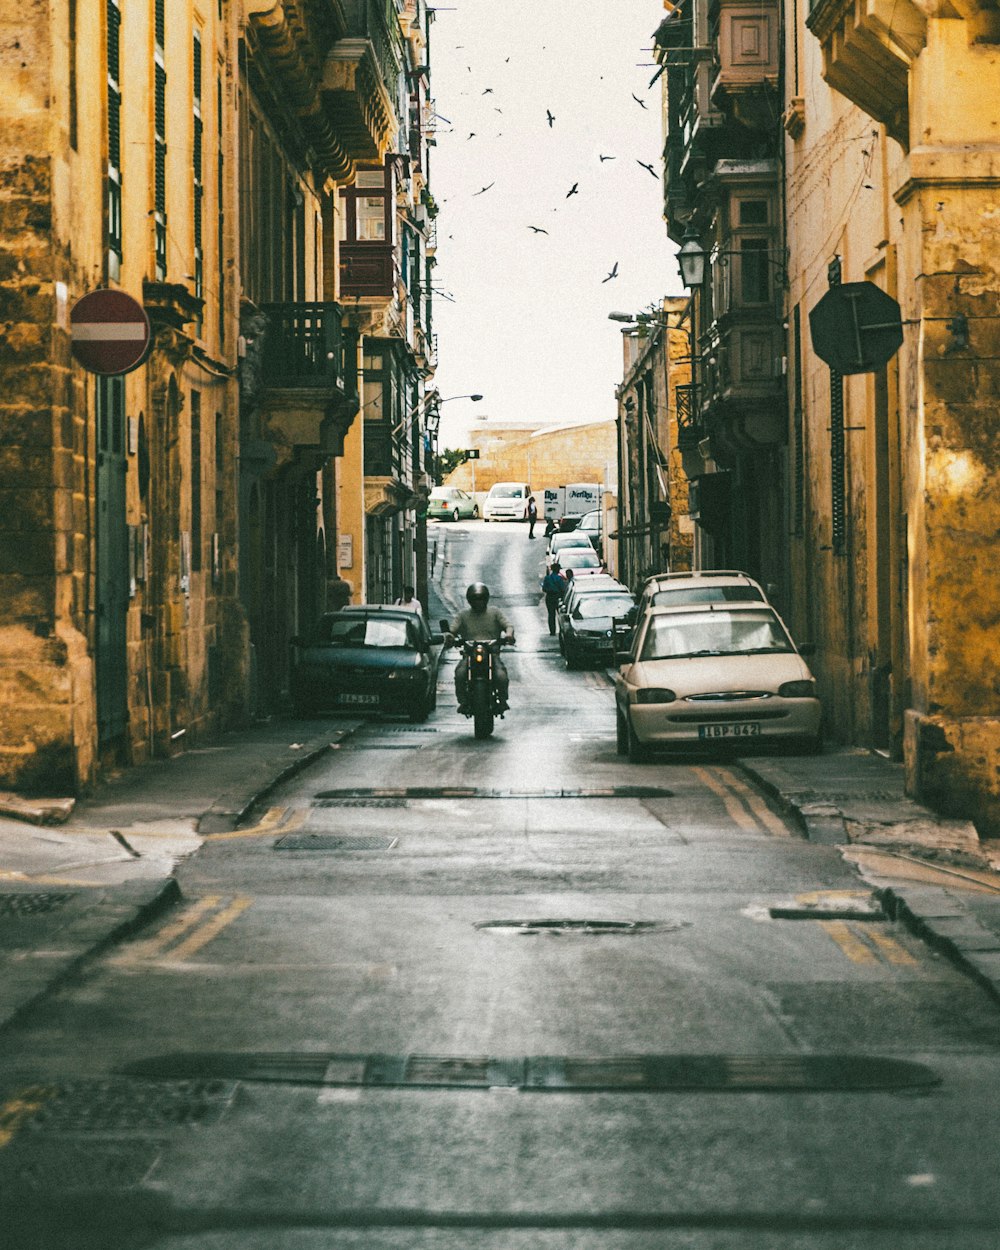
[482,88,493,94]
[566,183,579,198]
[546,109,555,127]
[632,93,648,109]
[602,262,620,283]
[599,154,616,162]
[637,160,658,177]
[528,226,549,234]
[467,132,477,140]
[473,182,496,196]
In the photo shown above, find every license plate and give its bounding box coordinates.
[337,693,380,706]
[698,722,761,739]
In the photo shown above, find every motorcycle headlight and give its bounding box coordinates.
[635,687,676,704]
[778,679,816,698]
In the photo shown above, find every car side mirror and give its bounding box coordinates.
[438,619,450,633]
[798,642,816,657]
[430,632,445,645]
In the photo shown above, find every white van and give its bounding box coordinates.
[482,482,531,522]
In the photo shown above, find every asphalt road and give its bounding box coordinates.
[1,520,999,1249]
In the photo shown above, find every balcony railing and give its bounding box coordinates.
[675,383,703,450]
[260,302,350,391]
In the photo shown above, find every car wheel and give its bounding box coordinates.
[627,711,650,763]
[790,734,822,756]
[408,694,430,724]
[616,706,629,755]
[557,632,565,655]
[472,505,479,518]
[453,507,460,521]
[293,698,317,718]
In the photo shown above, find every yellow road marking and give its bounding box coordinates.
[867,927,919,965]
[692,766,759,834]
[820,920,879,964]
[120,895,223,962]
[203,807,305,841]
[0,1086,55,1150]
[167,895,253,960]
[713,768,790,837]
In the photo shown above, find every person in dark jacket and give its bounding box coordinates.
[541,561,567,635]
[527,494,539,539]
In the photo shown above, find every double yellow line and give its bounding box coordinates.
[693,765,790,836]
[820,919,917,965]
[117,894,253,964]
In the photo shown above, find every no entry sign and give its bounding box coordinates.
[70,288,151,375]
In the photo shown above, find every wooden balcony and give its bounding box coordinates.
[710,0,780,126]
[257,302,359,462]
[340,242,395,299]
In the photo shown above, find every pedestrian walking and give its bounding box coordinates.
[394,584,423,615]
[541,561,567,635]
[328,575,352,610]
[526,494,539,539]
[544,515,558,539]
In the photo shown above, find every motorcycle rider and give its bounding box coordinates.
[448,583,515,714]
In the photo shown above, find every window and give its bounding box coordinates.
[190,391,202,571]
[153,1,167,278]
[340,165,392,246]
[738,199,768,226]
[192,32,204,312]
[740,238,770,304]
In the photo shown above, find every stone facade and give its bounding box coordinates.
[445,420,617,497]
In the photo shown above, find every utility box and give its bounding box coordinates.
[543,487,565,519]
[563,483,601,517]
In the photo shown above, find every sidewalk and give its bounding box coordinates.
[0,717,360,1033]
[738,745,1000,1005]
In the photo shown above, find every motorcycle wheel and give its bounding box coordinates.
[471,684,494,739]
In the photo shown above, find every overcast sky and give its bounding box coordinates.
[428,1,681,450]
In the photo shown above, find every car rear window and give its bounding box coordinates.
[576,594,635,619]
[560,548,601,567]
[650,585,763,606]
[641,609,792,660]
[314,617,415,649]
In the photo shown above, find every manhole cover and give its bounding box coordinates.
[274,834,397,852]
[0,893,75,917]
[16,1080,237,1131]
[122,1051,939,1093]
[311,798,407,809]
[475,919,682,936]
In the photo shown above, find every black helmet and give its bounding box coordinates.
[466,582,490,607]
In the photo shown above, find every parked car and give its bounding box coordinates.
[482,482,531,522]
[635,570,768,621]
[427,486,478,522]
[546,531,594,567]
[560,586,637,669]
[290,606,443,722]
[576,509,603,557]
[614,601,821,761]
[556,546,604,576]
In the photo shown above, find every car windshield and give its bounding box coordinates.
[640,609,792,660]
[650,585,764,606]
[576,594,635,619]
[490,486,523,499]
[560,549,601,568]
[313,616,415,649]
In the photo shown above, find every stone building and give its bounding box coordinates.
[0,0,441,791]
[613,298,694,591]
[0,0,243,790]
[652,0,1000,831]
[445,419,617,498]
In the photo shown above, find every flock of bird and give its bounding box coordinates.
[440,48,663,288]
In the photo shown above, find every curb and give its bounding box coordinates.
[735,759,846,844]
[197,723,362,834]
[0,876,179,1036]
[878,885,1000,1007]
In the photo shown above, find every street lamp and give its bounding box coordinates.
[677,226,707,290]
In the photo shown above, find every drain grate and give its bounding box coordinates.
[0,1140,162,1191]
[17,1079,237,1132]
[0,893,75,917]
[770,906,887,921]
[275,834,397,852]
[311,798,407,809]
[121,1051,940,1093]
[769,893,886,922]
[382,727,441,734]
[475,919,683,936]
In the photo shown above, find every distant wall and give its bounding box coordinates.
[445,421,616,496]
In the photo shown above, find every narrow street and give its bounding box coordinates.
[1,521,999,1248]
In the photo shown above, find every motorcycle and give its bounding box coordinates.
[440,621,512,739]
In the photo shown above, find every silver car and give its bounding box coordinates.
[614,602,821,761]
